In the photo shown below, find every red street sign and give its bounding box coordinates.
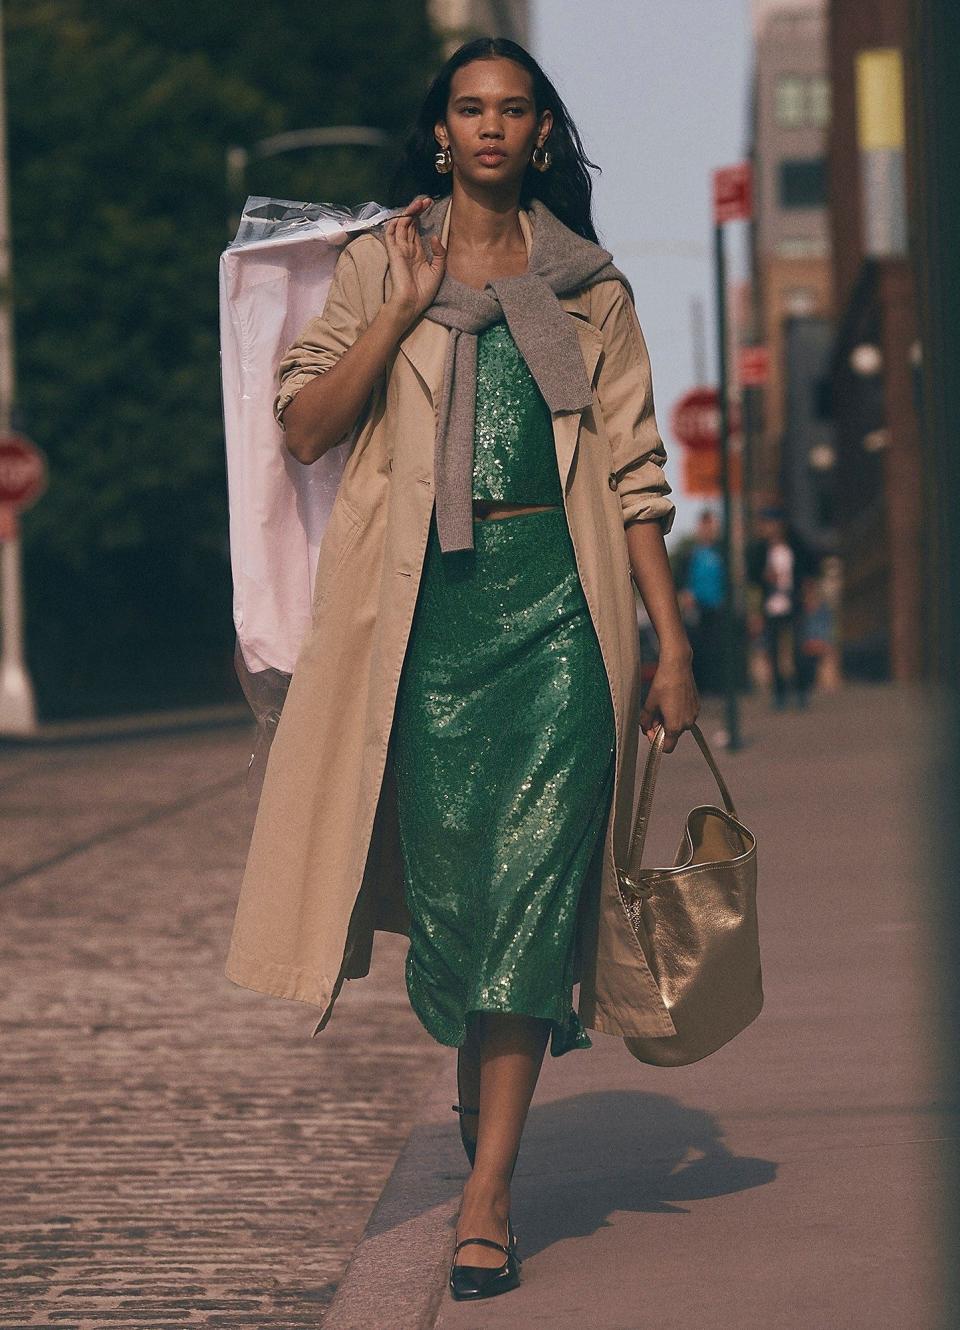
[671,387,741,451]
[682,446,743,498]
[738,345,770,386]
[0,433,47,510]
[713,162,752,224]
[672,387,721,451]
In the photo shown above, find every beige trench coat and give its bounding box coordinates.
[224,203,680,1042]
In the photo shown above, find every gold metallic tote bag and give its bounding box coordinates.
[617,723,762,1066]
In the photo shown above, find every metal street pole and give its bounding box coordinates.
[0,1,38,735]
[226,125,392,236]
[741,383,758,545]
[713,219,742,751]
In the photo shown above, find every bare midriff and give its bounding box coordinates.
[472,500,561,521]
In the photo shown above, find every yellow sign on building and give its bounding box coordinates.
[855,48,905,150]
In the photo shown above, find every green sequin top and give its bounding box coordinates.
[472,321,563,505]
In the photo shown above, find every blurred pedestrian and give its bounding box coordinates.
[746,505,820,709]
[226,36,700,1304]
[799,572,841,692]
[797,555,840,691]
[678,508,726,695]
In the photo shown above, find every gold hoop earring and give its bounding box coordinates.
[531,145,552,172]
[434,146,453,174]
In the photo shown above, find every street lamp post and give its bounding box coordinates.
[226,126,393,234]
[711,162,754,753]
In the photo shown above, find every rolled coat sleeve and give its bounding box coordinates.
[273,239,376,431]
[592,280,676,535]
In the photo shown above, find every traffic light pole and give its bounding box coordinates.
[713,219,742,751]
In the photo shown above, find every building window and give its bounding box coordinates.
[776,75,807,127]
[775,74,832,128]
[779,157,827,208]
[785,286,817,316]
[809,75,831,128]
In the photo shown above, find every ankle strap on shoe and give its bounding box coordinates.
[453,1236,509,1258]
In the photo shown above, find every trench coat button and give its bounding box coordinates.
[608,471,619,491]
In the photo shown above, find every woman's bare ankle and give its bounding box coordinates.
[457,1172,510,1262]
[464,1167,510,1206]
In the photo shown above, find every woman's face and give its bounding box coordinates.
[435,57,552,192]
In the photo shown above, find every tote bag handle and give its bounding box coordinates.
[625,723,738,882]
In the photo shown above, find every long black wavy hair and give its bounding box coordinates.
[388,37,602,243]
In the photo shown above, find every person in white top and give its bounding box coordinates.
[747,505,820,709]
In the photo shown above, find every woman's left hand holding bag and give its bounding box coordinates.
[640,652,700,754]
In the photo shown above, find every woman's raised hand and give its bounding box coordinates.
[383,196,447,328]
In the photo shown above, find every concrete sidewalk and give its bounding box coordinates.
[326,682,954,1330]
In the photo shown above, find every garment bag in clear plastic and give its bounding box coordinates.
[219,196,400,795]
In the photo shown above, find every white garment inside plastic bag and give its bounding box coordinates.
[219,196,401,793]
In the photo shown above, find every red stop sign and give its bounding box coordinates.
[0,434,47,510]
[670,388,741,451]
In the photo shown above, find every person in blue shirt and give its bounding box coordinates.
[679,509,726,695]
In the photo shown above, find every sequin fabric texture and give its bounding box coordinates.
[392,321,616,1057]
[471,321,565,504]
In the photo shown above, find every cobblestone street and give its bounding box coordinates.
[0,726,446,1327]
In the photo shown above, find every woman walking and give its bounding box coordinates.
[226,37,698,1302]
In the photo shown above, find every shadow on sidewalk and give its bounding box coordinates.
[414,1088,778,1257]
[511,1089,778,1258]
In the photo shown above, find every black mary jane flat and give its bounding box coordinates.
[448,1218,521,1301]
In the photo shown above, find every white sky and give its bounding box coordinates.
[531,0,753,538]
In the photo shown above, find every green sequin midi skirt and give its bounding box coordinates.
[392,506,616,1057]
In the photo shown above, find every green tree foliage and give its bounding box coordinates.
[6,0,440,717]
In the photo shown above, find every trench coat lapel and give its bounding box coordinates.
[397,316,448,406]
[397,205,604,493]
